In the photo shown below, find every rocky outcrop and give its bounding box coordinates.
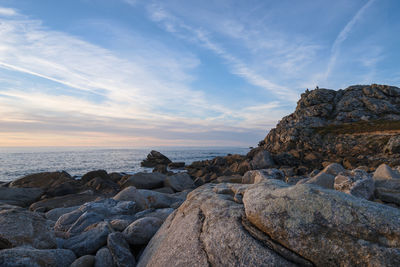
[141,151,172,167]
[260,84,400,170]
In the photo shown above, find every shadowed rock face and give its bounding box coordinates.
[261,84,400,170]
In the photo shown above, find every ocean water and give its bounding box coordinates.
[0,147,250,182]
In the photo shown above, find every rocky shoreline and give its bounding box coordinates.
[1,84,400,266]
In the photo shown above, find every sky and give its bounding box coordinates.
[0,0,399,147]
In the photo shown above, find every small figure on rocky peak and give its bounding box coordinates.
[316,85,319,89]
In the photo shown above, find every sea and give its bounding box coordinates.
[0,147,250,182]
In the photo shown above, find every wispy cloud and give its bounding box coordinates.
[146,3,300,101]
[324,0,376,80]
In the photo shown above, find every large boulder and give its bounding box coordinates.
[0,208,56,249]
[70,255,95,267]
[137,184,302,267]
[164,173,195,192]
[141,150,172,167]
[95,247,115,267]
[121,172,166,189]
[113,186,182,211]
[0,248,76,267]
[63,221,110,257]
[373,164,400,180]
[321,163,345,176]
[0,187,43,207]
[243,180,400,266]
[123,217,163,245]
[374,179,400,206]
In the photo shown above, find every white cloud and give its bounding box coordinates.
[0,7,17,16]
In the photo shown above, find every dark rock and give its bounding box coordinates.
[121,172,166,189]
[63,222,110,257]
[0,248,76,267]
[81,170,110,184]
[164,173,195,192]
[107,232,136,267]
[168,162,185,169]
[0,187,43,207]
[152,164,169,174]
[123,217,163,245]
[95,247,115,267]
[29,190,101,212]
[70,255,95,267]
[0,208,56,249]
[141,150,171,167]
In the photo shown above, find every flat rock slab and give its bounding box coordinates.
[0,248,76,267]
[243,179,400,266]
[0,208,56,249]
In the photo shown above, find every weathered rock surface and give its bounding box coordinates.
[0,187,43,207]
[304,171,335,189]
[138,184,301,267]
[141,150,171,167]
[113,186,182,211]
[123,217,163,245]
[63,221,110,257]
[107,232,136,267]
[334,169,375,199]
[164,173,194,192]
[242,169,284,184]
[0,208,56,249]
[55,199,136,235]
[0,248,76,267]
[243,180,400,266]
[373,163,400,180]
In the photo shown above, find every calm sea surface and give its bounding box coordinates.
[0,147,250,182]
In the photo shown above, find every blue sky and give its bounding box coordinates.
[0,0,399,147]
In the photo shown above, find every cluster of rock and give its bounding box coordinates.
[0,155,196,267]
[139,162,400,266]
[1,84,400,266]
